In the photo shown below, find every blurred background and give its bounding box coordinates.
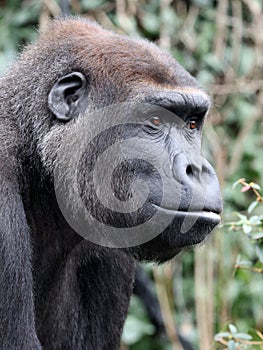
[0,1,262,349]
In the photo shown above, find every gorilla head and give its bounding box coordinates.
[0,17,222,349]
[37,19,222,262]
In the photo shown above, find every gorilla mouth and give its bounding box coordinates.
[153,205,221,225]
[133,206,221,263]
[150,204,221,251]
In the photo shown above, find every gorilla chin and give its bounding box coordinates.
[131,207,221,263]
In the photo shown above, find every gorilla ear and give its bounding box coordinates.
[48,72,88,121]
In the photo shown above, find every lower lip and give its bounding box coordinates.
[153,205,221,224]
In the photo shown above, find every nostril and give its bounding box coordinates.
[186,165,193,177]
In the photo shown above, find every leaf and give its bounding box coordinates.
[238,260,252,267]
[232,180,240,189]
[235,333,252,340]
[248,201,258,214]
[236,213,247,222]
[254,261,263,269]
[252,232,263,240]
[229,324,237,334]
[214,332,231,341]
[122,315,154,345]
[228,339,237,350]
[249,182,261,190]
[249,215,260,224]
[242,224,252,234]
[248,328,263,341]
[241,185,250,192]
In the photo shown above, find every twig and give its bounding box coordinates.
[237,178,263,203]
[153,266,184,350]
[214,0,228,61]
[227,91,263,176]
[159,0,173,49]
[210,79,263,95]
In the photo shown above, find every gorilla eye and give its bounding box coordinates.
[151,116,161,126]
[187,120,197,130]
[143,116,163,135]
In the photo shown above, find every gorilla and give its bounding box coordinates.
[0,17,222,349]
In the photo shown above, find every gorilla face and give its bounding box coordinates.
[41,19,223,262]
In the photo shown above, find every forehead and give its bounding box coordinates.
[44,19,201,90]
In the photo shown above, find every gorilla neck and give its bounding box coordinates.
[22,176,136,349]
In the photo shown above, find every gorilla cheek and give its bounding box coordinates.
[78,156,162,228]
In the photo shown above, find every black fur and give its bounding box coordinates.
[0,18,222,349]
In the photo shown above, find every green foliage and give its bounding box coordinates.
[122,297,155,345]
[215,181,263,349]
[122,296,172,350]
[81,0,107,11]
[0,0,40,74]
[215,323,263,349]
[227,179,263,273]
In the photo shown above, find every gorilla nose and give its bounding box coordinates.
[172,152,201,183]
[172,153,223,214]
